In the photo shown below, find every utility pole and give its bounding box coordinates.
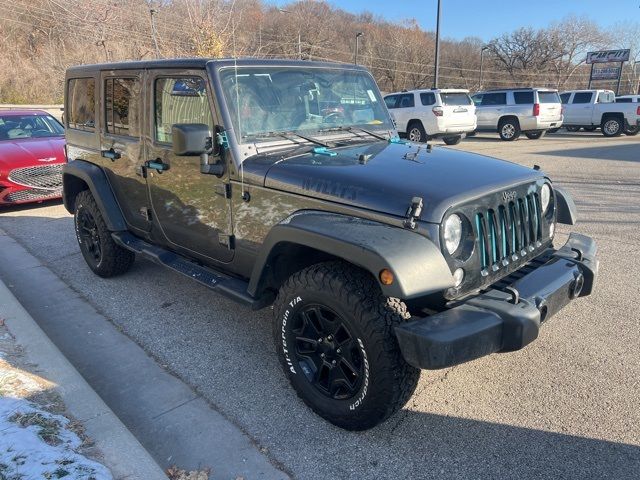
[354,32,363,65]
[479,45,489,90]
[150,8,160,59]
[433,0,442,88]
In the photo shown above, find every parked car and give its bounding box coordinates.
[384,89,476,145]
[615,95,640,135]
[471,88,563,141]
[0,109,66,206]
[62,59,597,431]
[560,89,640,136]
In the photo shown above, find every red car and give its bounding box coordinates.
[0,109,66,206]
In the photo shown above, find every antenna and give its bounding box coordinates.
[232,17,245,194]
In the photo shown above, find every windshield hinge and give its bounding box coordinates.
[403,197,423,229]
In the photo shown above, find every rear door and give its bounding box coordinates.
[439,92,475,129]
[566,92,593,124]
[99,69,151,233]
[537,91,562,122]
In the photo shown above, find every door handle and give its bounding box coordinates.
[101,148,121,161]
[146,159,169,172]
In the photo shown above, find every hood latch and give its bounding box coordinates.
[404,197,423,229]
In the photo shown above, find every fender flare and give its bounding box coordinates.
[62,160,127,231]
[554,187,577,225]
[248,211,454,300]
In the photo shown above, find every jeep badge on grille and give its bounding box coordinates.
[502,190,517,202]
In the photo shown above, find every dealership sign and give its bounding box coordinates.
[591,67,621,80]
[586,49,630,64]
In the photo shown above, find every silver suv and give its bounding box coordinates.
[471,88,563,141]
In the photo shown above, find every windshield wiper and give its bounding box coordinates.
[249,131,332,148]
[318,125,389,141]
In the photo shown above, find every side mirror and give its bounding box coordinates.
[171,123,211,156]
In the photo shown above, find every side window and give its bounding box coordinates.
[560,93,571,104]
[481,92,506,106]
[571,92,593,104]
[616,97,632,103]
[597,92,614,104]
[105,77,141,137]
[471,94,482,106]
[398,94,415,108]
[420,92,436,106]
[384,95,398,109]
[154,77,213,144]
[67,78,96,131]
[513,92,534,104]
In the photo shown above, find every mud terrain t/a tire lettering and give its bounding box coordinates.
[273,261,420,430]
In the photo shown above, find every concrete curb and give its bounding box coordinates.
[0,279,168,480]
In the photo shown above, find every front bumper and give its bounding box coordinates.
[395,233,598,370]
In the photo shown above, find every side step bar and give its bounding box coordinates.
[112,231,259,308]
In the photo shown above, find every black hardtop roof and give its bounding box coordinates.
[65,57,366,76]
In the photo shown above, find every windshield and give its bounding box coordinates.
[219,67,392,143]
[0,114,64,140]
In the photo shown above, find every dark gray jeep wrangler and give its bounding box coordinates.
[62,59,598,430]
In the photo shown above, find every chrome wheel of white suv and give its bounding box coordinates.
[408,126,423,142]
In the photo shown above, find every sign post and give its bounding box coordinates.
[586,49,630,94]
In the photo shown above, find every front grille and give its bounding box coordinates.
[7,164,63,190]
[474,192,543,275]
[4,188,61,203]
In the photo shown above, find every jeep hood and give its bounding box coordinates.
[259,141,543,223]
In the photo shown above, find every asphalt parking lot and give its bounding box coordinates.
[1,130,639,479]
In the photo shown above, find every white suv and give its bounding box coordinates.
[384,89,476,145]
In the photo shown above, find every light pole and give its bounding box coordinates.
[479,45,490,90]
[433,0,442,88]
[278,8,301,59]
[354,32,363,65]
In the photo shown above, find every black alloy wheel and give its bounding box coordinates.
[77,209,102,263]
[291,305,364,400]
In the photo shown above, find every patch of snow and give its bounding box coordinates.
[0,397,112,479]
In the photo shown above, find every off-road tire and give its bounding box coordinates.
[547,128,560,134]
[624,124,639,136]
[443,135,462,145]
[524,130,545,140]
[498,118,520,141]
[601,116,623,137]
[74,190,135,277]
[273,261,420,430]
[407,121,427,143]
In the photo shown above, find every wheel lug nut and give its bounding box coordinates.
[318,338,322,343]
[320,353,325,358]
[336,348,341,354]
[331,360,336,365]
[327,335,333,341]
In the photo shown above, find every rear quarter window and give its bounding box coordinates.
[513,92,534,104]
[420,92,436,106]
[538,92,561,104]
[384,95,398,109]
[560,93,571,104]
[440,93,472,106]
[67,78,96,131]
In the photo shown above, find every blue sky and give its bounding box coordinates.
[269,0,639,41]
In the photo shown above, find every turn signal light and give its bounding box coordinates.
[379,269,394,285]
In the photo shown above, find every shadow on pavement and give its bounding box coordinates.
[537,143,640,162]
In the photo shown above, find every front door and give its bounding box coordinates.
[145,70,234,264]
[99,70,151,233]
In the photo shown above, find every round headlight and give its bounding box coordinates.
[541,184,551,213]
[443,214,463,255]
